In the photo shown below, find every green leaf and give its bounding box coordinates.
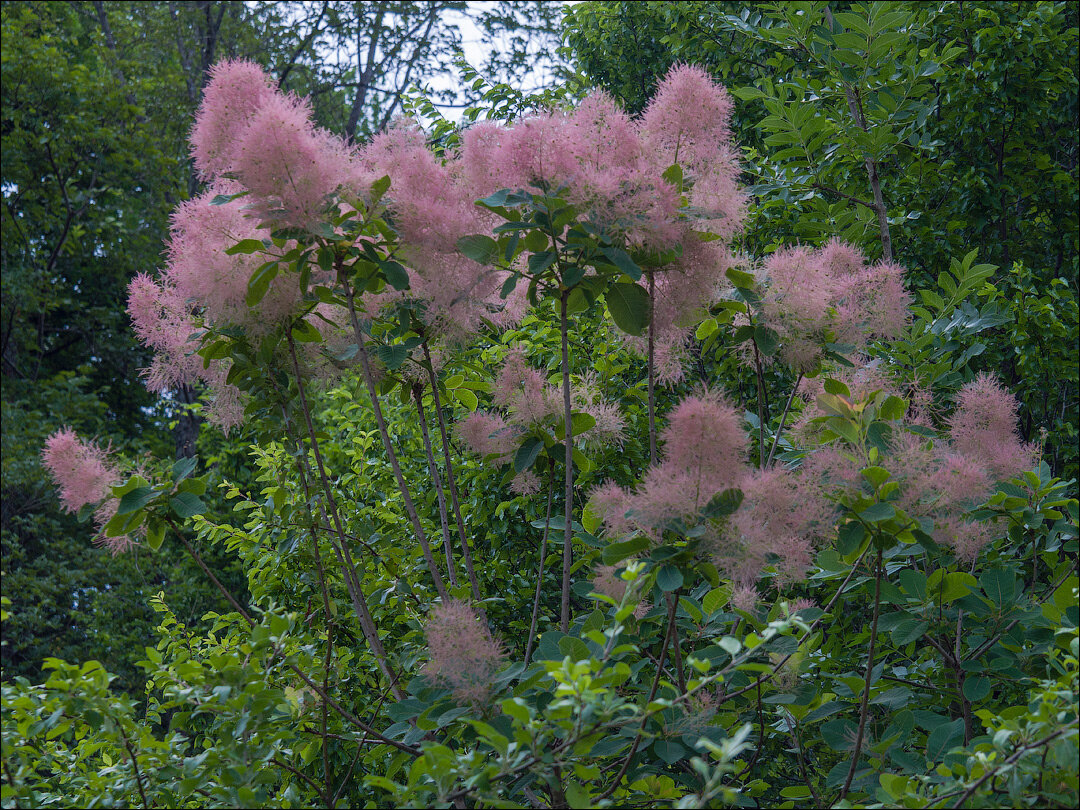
[837,521,866,554]
[978,569,1016,607]
[514,438,544,474]
[821,718,857,751]
[926,719,964,761]
[457,234,499,264]
[523,228,548,253]
[558,636,591,661]
[859,502,896,523]
[867,421,894,453]
[369,174,391,202]
[225,238,268,255]
[899,570,927,601]
[169,493,206,519]
[725,267,756,290]
[661,163,684,189]
[824,378,851,396]
[702,488,744,518]
[656,565,684,592]
[606,282,650,336]
[599,246,642,280]
[754,325,779,356]
[653,740,687,765]
[891,618,928,645]
[927,570,977,603]
[703,586,730,614]
[246,262,280,306]
[500,273,519,299]
[380,260,410,290]
[291,319,323,343]
[452,388,478,411]
[582,498,602,535]
[601,536,649,565]
[146,519,166,551]
[171,456,197,482]
[861,466,891,489]
[556,412,596,438]
[962,675,991,702]
[528,251,557,275]
[116,486,157,516]
[210,192,244,206]
[501,699,530,725]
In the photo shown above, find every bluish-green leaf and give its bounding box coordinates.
[599,246,642,280]
[606,282,650,336]
[170,492,206,519]
[514,438,544,474]
[457,234,499,264]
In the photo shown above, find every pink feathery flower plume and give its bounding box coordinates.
[231,92,363,229]
[42,428,117,515]
[164,184,310,332]
[640,65,745,243]
[424,600,506,704]
[948,372,1039,481]
[190,59,277,180]
[126,273,246,432]
[640,64,734,174]
[759,240,910,373]
[796,362,1034,562]
[41,429,133,555]
[593,389,747,540]
[458,350,626,494]
[192,59,371,230]
[722,467,834,587]
[622,235,732,386]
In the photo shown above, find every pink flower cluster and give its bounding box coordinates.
[456,349,626,493]
[454,66,744,249]
[759,239,910,373]
[191,59,366,229]
[593,388,834,586]
[126,273,244,431]
[359,120,522,341]
[593,389,747,541]
[130,61,369,428]
[360,65,744,347]
[424,600,506,704]
[41,429,132,555]
[798,367,1038,561]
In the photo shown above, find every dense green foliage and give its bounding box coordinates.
[2,2,1078,809]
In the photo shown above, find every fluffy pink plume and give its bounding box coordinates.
[493,347,561,426]
[41,429,134,555]
[365,120,488,252]
[722,467,833,586]
[594,390,747,539]
[660,389,747,485]
[936,517,996,563]
[190,59,277,180]
[424,600,506,704]
[948,373,1038,480]
[165,184,306,331]
[456,411,518,461]
[41,428,117,514]
[760,240,910,372]
[232,92,360,228]
[640,64,733,173]
[126,273,246,432]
